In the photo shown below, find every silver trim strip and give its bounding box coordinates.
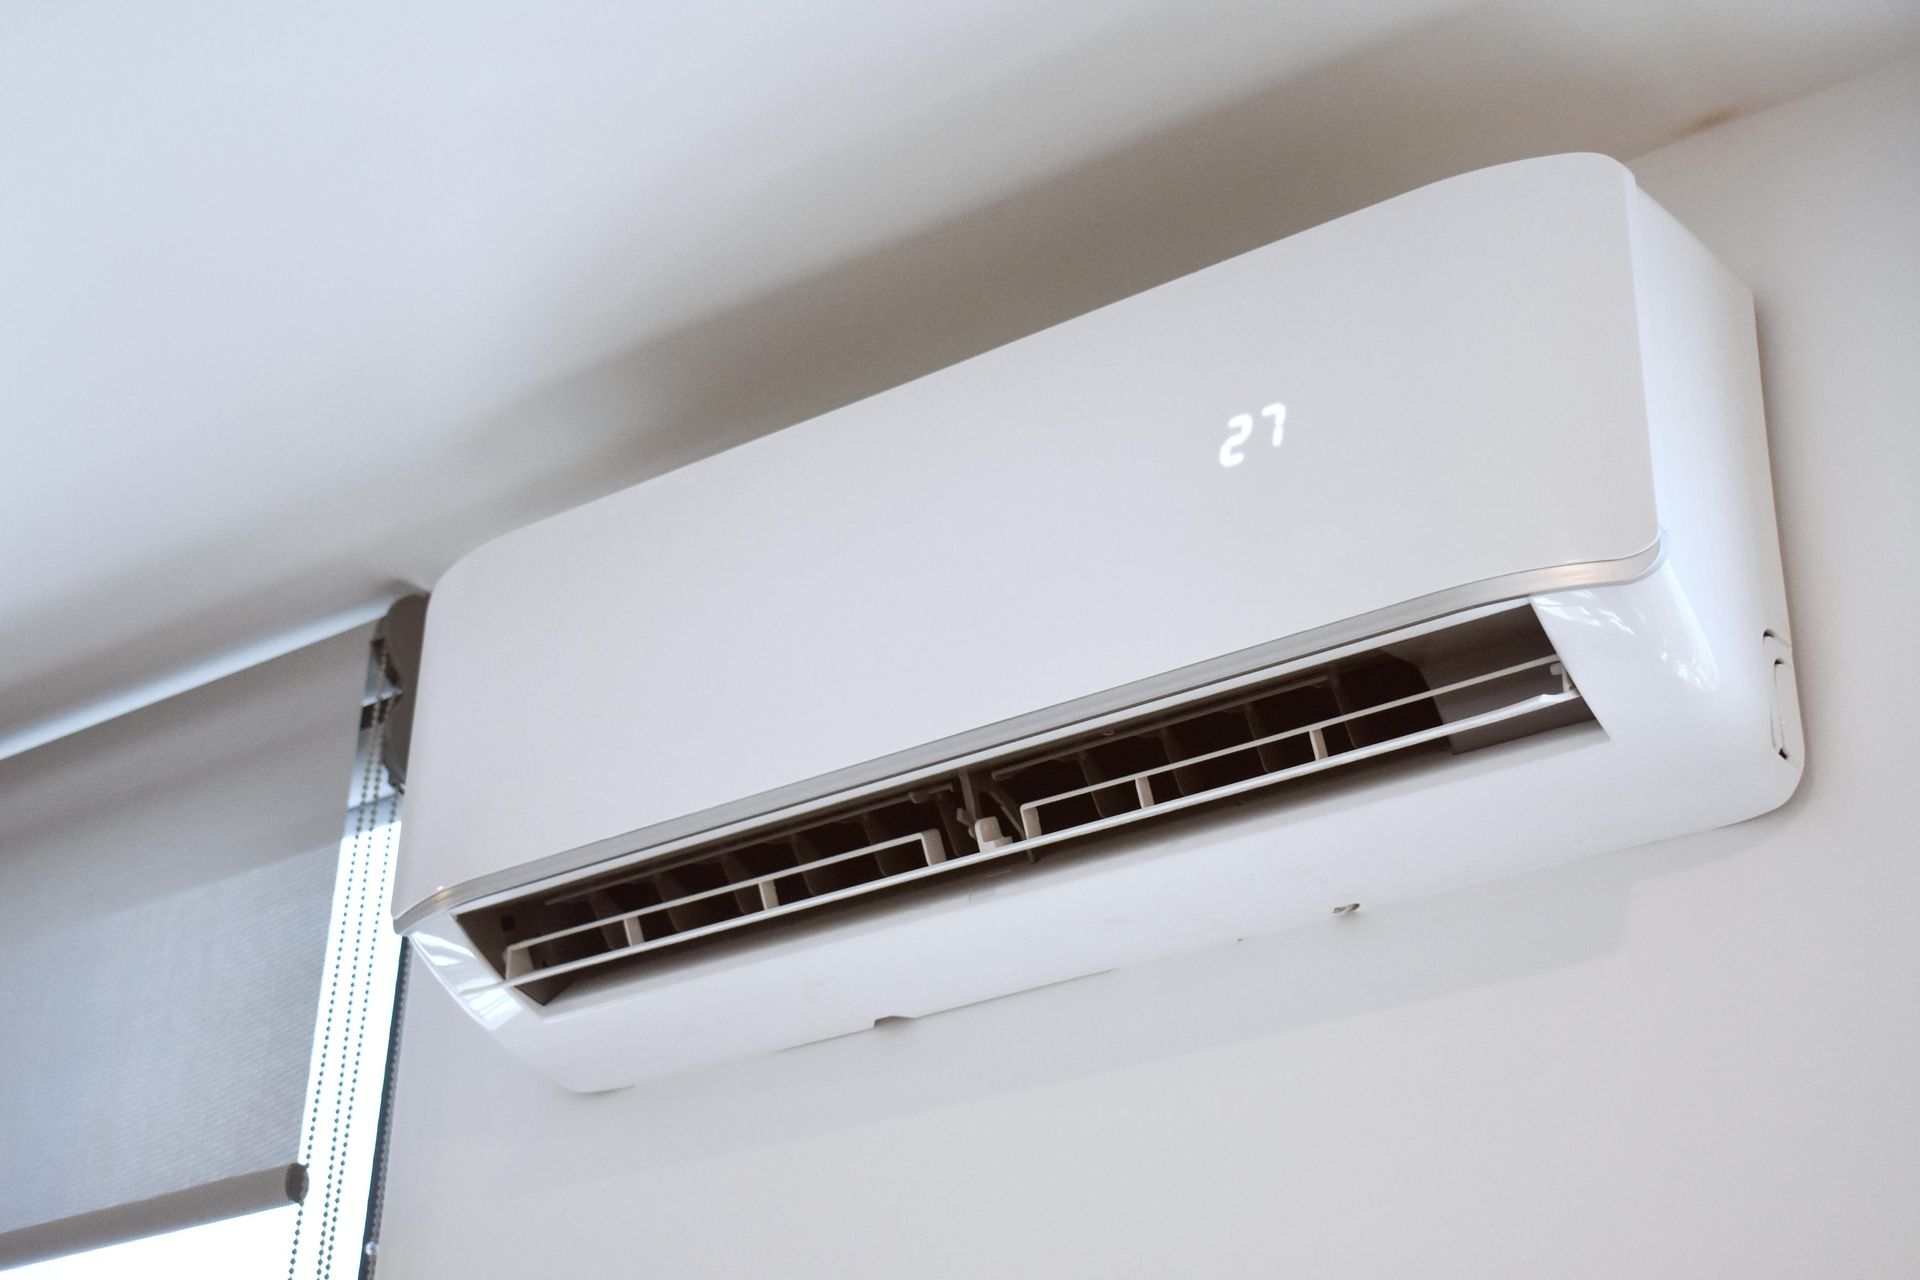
[394,539,1662,932]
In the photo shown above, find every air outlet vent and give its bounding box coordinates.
[461,607,1593,1004]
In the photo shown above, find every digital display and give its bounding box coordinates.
[1218,402,1286,468]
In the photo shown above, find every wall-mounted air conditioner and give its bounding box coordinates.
[393,154,1801,1092]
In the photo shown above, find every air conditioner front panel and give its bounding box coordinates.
[398,154,1660,918]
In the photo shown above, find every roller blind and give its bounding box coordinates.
[0,626,370,1268]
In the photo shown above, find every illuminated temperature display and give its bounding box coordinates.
[1218,402,1287,468]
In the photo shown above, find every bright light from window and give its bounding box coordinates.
[6,1207,297,1280]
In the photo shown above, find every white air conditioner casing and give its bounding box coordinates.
[394,154,1801,1092]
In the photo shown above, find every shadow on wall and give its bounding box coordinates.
[449,791,1801,1194]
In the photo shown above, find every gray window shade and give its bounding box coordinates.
[0,626,370,1268]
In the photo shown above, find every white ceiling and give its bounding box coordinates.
[4,0,1917,752]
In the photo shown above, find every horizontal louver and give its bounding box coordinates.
[461,607,1594,1003]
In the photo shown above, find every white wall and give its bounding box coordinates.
[377,57,1920,1279]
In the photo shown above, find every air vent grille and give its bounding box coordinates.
[461,607,1594,1003]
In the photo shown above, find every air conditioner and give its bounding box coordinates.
[394,153,1802,1092]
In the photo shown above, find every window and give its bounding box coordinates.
[2,631,410,1279]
